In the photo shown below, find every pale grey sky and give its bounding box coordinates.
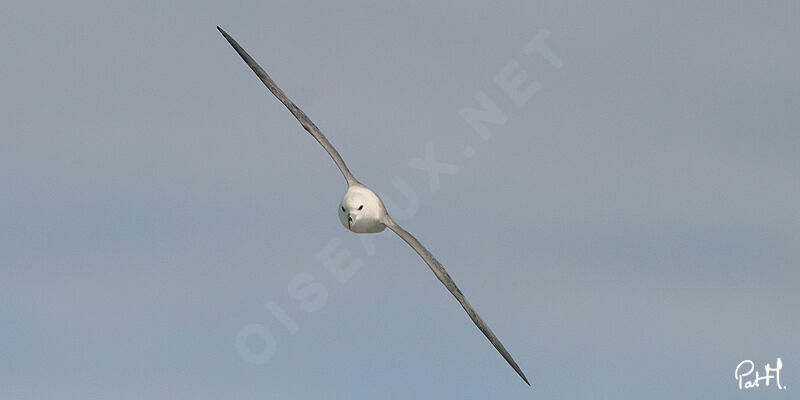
[1,1,798,398]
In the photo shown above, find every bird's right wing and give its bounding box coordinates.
[217,26,359,186]
[383,216,530,385]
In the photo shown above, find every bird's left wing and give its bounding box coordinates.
[382,216,530,385]
[217,26,359,186]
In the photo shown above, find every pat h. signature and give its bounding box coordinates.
[735,358,786,390]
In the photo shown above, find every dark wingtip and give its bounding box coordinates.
[513,363,531,386]
[217,26,232,41]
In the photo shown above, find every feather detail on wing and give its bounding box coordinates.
[218,26,359,186]
[383,216,530,385]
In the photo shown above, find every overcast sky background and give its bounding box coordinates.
[1,1,798,399]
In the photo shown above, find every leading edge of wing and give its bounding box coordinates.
[217,26,358,186]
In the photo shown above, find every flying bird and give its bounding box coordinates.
[217,26,530,386]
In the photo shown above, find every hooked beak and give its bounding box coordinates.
[347,214,353,230]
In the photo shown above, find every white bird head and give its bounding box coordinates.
[338,184,387,233]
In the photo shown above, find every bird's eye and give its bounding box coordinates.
[358,205,363,210]
[341,206,345,212]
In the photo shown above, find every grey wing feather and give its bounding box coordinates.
[383,217,531,386]
[217,26,359,186]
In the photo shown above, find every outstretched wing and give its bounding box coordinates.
[217,26,359,186]
[383,216,531,385]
